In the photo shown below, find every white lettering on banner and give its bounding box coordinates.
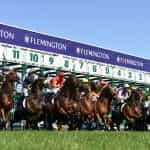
[76,48,110,60]
[117,56,144,68]
[24,35,67,51]
[0,29,15,40]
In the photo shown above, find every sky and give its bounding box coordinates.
[0,0,150,59]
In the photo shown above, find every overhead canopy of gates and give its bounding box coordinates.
[0,23,150,91]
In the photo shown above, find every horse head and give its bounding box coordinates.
[61,75,89,101]
[5,69,20,83]
[0,69,19,129]
[129,89,140,101]
[30,77,45,93]
[99,84,115,100]
[64,75,79,88]
[79,81,91,96]
[36,77,46,89]
[127,89,143,119]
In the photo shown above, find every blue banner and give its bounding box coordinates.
[0,23,150,72]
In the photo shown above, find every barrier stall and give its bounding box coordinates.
[0,23,150,87]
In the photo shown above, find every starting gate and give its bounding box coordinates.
[0,23,150,93]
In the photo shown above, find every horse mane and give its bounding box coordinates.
[63,75,81,88]
[0,72,15,95]
[30,77,44,95]
[127,89,140,102]
[60,75,83,101]
[100,85,113,98]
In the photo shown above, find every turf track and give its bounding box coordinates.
[0,131,150,150]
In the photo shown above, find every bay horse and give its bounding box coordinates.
[95,84,116,130]
[111,89,143,130]
[69,81,115,130]
[11,77,46,129]
[0,69,19,129]
[25,76,46,129]
[45,75,90,130]
[71,81,98,129]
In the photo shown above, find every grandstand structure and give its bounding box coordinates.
[0,23,150,92]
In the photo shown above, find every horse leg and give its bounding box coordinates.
[5,111,10,129]
[95,112,103,129]
[10,119,14,130]
[103,113,110,130]
[59,107,67,115]
[0,109,7,129]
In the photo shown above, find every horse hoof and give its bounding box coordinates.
[52,122,58,130]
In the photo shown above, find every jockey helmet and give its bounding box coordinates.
[82,78,89,83]
[124,83,130,88]
[131,86,137,90]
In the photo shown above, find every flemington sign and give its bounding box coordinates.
[0,23,150,84]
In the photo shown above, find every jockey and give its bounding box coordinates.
[44,70,65,95]
[117,83,130,104]
[23,69,38,97]
[43,70,65,104]
[82,78,89,83]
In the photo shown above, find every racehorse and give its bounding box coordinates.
[71,81,98,129]
[0,69,19,129]
[111,89,144,130]
[69,81,115,130]
[45,75,90,130]
[95,84,116,130]
[144,100,150,130]
[25,76,46,129]
[11,77,46,129]
[60,75,89,101]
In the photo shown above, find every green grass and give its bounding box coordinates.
[0,131,150,150]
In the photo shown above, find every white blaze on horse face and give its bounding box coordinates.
[144,101,150,108]
[34,74,38,81]
[24,88,28,96]
[121,103,127,113]
[92,96,97,102]
[23,99,27,109]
